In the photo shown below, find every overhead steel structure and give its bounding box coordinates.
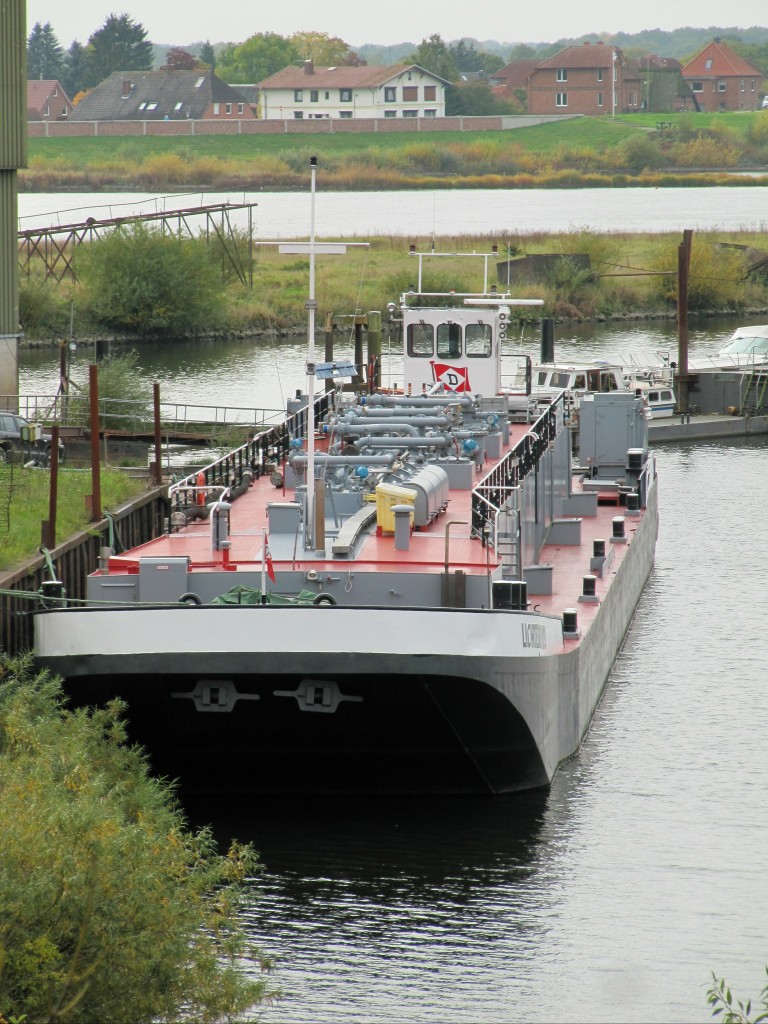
[18,201,257,287]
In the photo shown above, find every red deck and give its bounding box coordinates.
[110,418,645,630]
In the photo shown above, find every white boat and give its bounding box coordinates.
[32,168,659,797]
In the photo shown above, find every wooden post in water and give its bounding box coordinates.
[152,382,162,485]
[88,364,101,521]
[676,229,693,415]
[324,311,334,393]
[367,311,381,393]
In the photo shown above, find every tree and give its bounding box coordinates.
[216,32,299,84]
[27,22,64,81]
[61,40,88,100]
[707,968,768,1023]
[77,224,227,337]
[289,31,359,65]
[83,13,154,89]
[448,82,520,116]
[0,656,272,1022]
[161,46,205,71]
[449,39,504,75]
[405,34,459,83]
[199,39,216,70]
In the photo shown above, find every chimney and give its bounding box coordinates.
[121,80,132,98]
[304,59,314,75]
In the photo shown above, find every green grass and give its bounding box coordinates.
[0,466,145,571]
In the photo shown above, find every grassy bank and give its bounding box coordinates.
[0,466,143,571]
[22,111,768,192]
[20,227,768,343]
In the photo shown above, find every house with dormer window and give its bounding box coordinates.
[256,61,449,119]
[681,39,764,112]
[69,70,255,121]
[27,80,74,121]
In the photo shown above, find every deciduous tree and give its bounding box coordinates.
[289,31,359,65]
[216,31,299,84]
[161,46,205,71]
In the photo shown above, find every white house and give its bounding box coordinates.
[256,61,449,120]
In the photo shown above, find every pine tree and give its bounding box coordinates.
[83,13,154,89]
[27,21,65,81]
[61,40,88,100]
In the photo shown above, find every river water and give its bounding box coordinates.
[17,191,768,1022]
[16,184,768,236]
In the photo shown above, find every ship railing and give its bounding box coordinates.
[470,395,563,541]
[168,391,335,514]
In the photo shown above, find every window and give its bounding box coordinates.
[751,80,756,91]
[294,89,303,102]
[213,103,220,115]
[339,110,353,118]
[705,58,713,69]
[741,79,745,92]
[465,324,492,357]
[310,90,318,102]
[43,105,49,117]
[294,111,304,119]
[402,109,418,117]
[403,86,418,100]
[437,323,462,359]
[225,103,232,114]
[424,109,436,117]
[424,85,436,100]
[556,93,567,107]
[408,324,434,357]
[237,103,244,114]
[146,102,157,111]
[597,92,603,107]
[691,81,703,92]
[340,88,352,102]
[384,86,396,102]
[138,101,148,110]
[195,76,205,88]
[174,101,184,110]
[629,92,637,106]
[556,68,567,82]
[718,81,726,92]
[597,69,603,82]
[384,110,397,117]
[325,91,330,99]
[53,87,58,96]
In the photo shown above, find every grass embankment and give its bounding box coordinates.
[21,227,768,342]
[22,111,768,191]
[0,466,143,571]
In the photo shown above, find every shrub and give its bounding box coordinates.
[644,235,749,310]
[618,134,667,173]
[18,271,71,339]
[0,656,272,1023]
[77,223,226,337]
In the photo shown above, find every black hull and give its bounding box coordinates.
[64,670,549,797]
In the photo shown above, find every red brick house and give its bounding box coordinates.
[27,80,74,121]
[488,59,539,109]
[528,41,641,115]
[681,40,764,112]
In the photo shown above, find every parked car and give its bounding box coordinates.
[0,412,66,465]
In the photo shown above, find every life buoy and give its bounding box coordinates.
[313,593,337,606]
[196,472,205,507]
[179,592,202,606]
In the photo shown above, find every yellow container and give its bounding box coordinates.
[375,483,416,533]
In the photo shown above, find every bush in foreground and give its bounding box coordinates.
[0,655,272,1023]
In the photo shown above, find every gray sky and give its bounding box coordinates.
[25,0,768,49]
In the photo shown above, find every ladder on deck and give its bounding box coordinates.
[496,506,521,579]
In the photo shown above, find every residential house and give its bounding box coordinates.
[628,55,687,113]
[27,80,74,121]
[488,59,540,111]
[69,70,255,121]
[256,61,449,119]
[528,41,640,116]
[680,39,764,112]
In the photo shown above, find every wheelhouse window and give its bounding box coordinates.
[407,323,434,357]
[465,323,492,357]
[437,323,462,358]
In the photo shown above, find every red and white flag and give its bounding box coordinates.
[430,361,471,393]
[261,529,276,586]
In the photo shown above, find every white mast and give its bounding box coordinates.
[305,155,318,550]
